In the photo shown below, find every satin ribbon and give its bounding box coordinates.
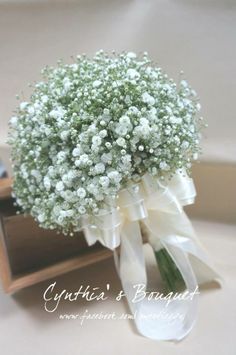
[80,170,219,341]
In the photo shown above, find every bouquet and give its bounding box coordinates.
[8,51,218,341]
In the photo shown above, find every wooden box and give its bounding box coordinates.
[0,178,112,293]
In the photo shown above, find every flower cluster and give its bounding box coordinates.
[9,50,204,234]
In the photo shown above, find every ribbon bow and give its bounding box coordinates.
[80,170,219,341]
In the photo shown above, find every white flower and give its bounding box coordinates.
[56,181,64,191]
[92,135,102,146]
[28,106,35,115]
[67,170,77,180]
[120,115,131,126]
[75,159,81,167]
[170,116,182,124]
[181,141,189,149]
[72,147,81,157]
[127,52,137,59]
[128,106,139,115]
[10,116,18,127]
[94,163,105,174]
[63,190,74,202]
[57,151,67,162]
[108,171,122,183]
[45,127,51,136]
[78,206,86,214]
[80,154,89,164]
[142,92,155,106]
[99,176,110,187]
[43,176,51,190]
[134,124,150,138]
[116,137,126,147]
[60,130,69,141]
[41,95,48,103]
[95,193,104,201]
[180,80,188,88]
[101,153,112,164]
[71,64,78,71]
[38,214,46,223]
[63,77,71,91]
[127,68,140,80]
[66,209,74,217]
[99,129,107,138]
[196,103,201,111]
[93,80,102,88]
[140,117,148,125]
[77,187,86,198]
[49,107,65,119]
[159,161,170,171]
[31,169,41,181]
[115,125,128,136]
[122,154,131,164]
[20,102,28,110]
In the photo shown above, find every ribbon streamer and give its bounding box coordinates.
[81,170,219,341]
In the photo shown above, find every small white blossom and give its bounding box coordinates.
[127,52,137,59]
[170,116,182,124]
[63,77,71,91]
[181,141,190,149]
[72,147,81,157]
[99,176,110,187]
[78,206,86,214]
[10,116,18,127]
[142,92,155,106]
[80,154,89,164]
[127,68,140,80]
[159,161,170,171]
[38,214,46,223]
[43,176,51,191]
[99,129,107,138]
[108,171,122,183]
[101,152,112,163]
[60,130,70,141]
[92,135,102,146]
[56,181,64,191]
[77,188,86,198]
[31,169,41,180]
[93,80,102,88]
[49,107,65,119]
[57,151,67,162]
[116,137,126,147]
[41,95,48,103]
[94,163,105,174]
[20,102,28,110]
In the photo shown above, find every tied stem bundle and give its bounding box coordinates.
[155,248,185,292]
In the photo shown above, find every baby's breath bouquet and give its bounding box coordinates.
[9,51,204,294]
[9,50,210,304]
[9,51,218,340]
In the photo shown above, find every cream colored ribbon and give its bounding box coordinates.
[80,170,219,341]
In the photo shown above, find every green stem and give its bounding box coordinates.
[154,248,185,293]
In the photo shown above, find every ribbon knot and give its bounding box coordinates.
[81,170,219,341]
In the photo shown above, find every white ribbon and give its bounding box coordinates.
[81,170,220,341]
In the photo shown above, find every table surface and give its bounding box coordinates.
[0,219,235,355]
